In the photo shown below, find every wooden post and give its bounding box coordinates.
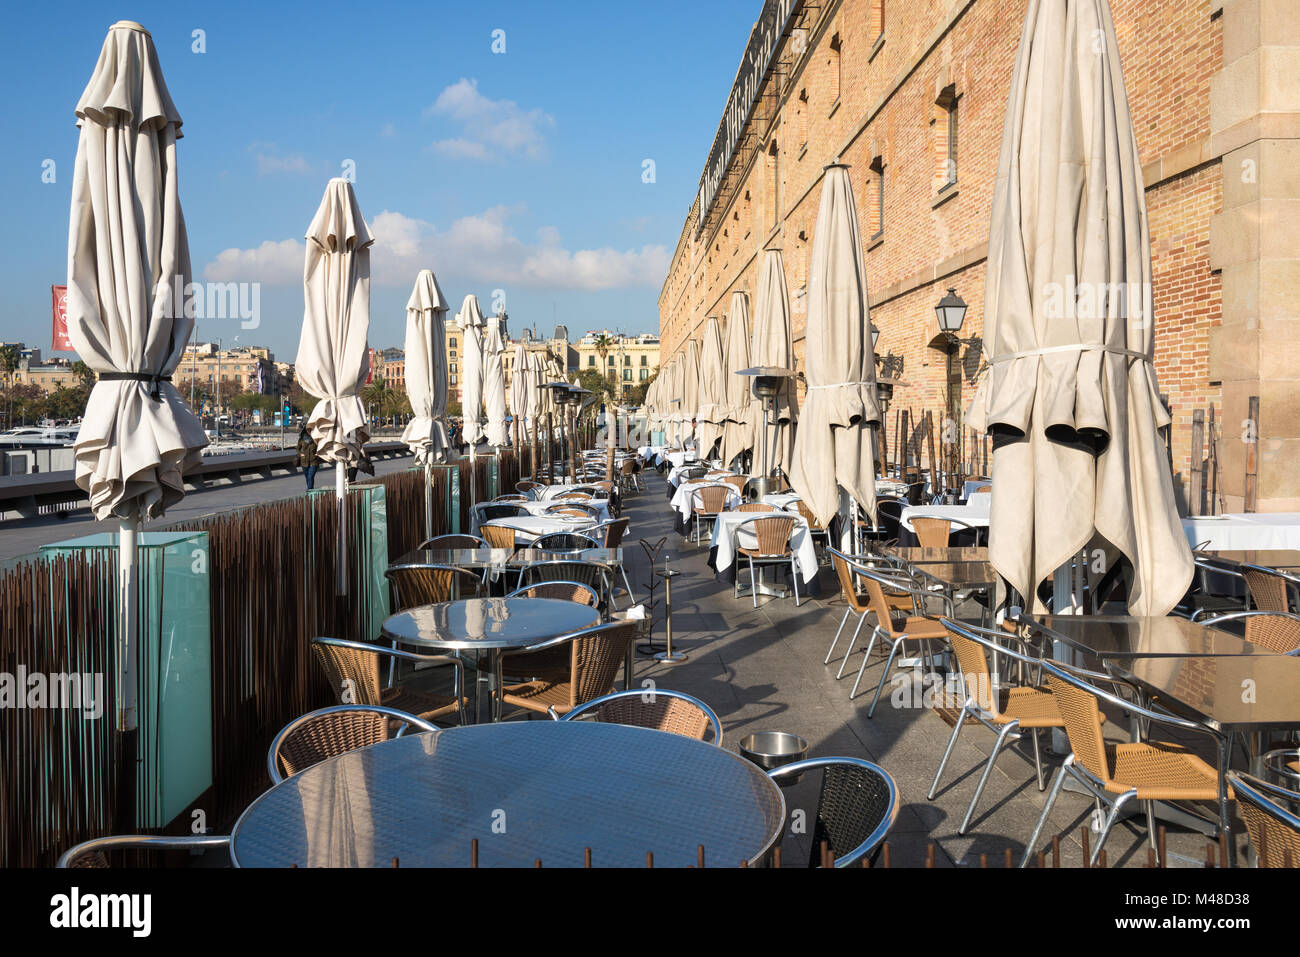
[878,408,890,476]
[1245,395,1260,512]
[1190,409,1204,516]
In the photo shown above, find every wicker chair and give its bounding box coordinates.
[417,533,489,550]
[57,834,231,869]
[722,474,747,496]
[620,458,641,492]
[479,503,529,521]
[767,758,899,868]
[385,564,483,610]
[792,499,829,556]
[551,688,722,744]
[310,636,467,725]
[930,620,1113,834]
[843,564,948,715]
[494,494,528,503]
[912,516,983,548]
[1264,749,1300,792]
[1242,564,1292,612]
[691,484,733,544]
[532,532,600,550]
[1228,772,1300,867]
[517,481,544,495]
[499,581,601,681]
[545,503,602,519]
[1020,659,1231,867]
[516,559,611,604]
[737,502,777,512]
[496,620,638,718]
[481,523,517,550]
[590,517,630,546]
[824,549,913,667]
[1202,610,1300,654]
[733,514,802,608]
[266,704,439,784]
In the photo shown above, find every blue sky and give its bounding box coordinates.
[1,0,759,360]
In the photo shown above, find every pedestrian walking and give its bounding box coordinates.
[297,426,320,490]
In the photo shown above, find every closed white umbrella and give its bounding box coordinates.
[483,313,508,449]
[681,339,701,448]
[511,340,531,447]
[400,268,451,466]
[694,317,727,461]
[751,249,799,475]
[721,291,759,469]
[788,165,881,528]
[400,268,450,543]
[66,21,206,760]
[456,295,485,450]
[969,0,1192,615]
[295,177,374,595]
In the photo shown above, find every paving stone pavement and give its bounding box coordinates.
[602,468,1249,869]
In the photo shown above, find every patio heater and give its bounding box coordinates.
[567,386,592,481]
[735,366,796,500]
[542,381,570,483]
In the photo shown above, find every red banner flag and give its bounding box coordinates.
[51,285,72,351]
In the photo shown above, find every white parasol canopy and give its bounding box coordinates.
[400,268,451,466]
[295,178,374,467]
[456,295,486,448]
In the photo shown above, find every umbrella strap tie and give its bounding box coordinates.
[100,372,173,401]
[988,344,1150,364]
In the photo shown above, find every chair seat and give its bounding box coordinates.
[737,547,792,559]
[885,615,947,639]
[500,680,573,714]
[1106,741,1226,801]
[499,645,570,682]
[379,686,463,722]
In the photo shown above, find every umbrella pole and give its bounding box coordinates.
[470,446,477,508]
[336,460,348,596]
[116,508,140,832]
[424,458,434,543]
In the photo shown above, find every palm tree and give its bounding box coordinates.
[0,344,20,429]
[594,334,614,391]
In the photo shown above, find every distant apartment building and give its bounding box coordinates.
[574,330,661,402]
[178,343,283,395]
[11,357,86,394]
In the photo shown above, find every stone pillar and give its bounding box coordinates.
[1208,0,1300,511]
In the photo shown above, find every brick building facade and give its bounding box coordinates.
[658,0,1300,512]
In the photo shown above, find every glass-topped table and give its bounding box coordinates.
[230,722,786,868]
[381,598,600,723]
[1026,615,1273,659]
[391,547,623,572]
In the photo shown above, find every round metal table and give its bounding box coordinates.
[381,598,600,723]
[230,721,786,867]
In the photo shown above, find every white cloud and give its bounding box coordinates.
[203,206,668,293]
[204,239,303,284]
[425,78,554,161]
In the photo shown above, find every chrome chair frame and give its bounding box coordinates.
[690,482,735,545]
[266,704,439,785]
[549,688,723,746]
[927,619,1133,835]
[1020,659,1231,868]
[57,834,231,868]
[824,549,906,667]
[1195,610,1300,653]
[767,757,899,867]
[515,558,612,607]
[531,532,601,551]
[311,637,467,726]
[416,533,491,550]
[732,513,803,609]
[1228,770,1300,859]
[505,580,600,607]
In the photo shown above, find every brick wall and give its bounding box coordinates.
[659,0,1233,507]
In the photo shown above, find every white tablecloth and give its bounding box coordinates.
[481,515,600,545]
[660,449,699,468]
[471,499,611,535]
[965,492,991,510]
[900,501,991,533]
[668,465,736,488]
[1183,513,1300,551]
[710,511,818,584]
[671,481,742,523]
[963,478,993,499]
